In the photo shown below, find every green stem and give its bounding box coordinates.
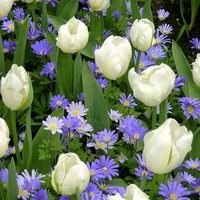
[140,175,147,191]
[10,111,22,172]
[135,50,141,73]
[105,79,112,108]
[159,98,168,125]
[151,106,157,130]
[149,174,158,199]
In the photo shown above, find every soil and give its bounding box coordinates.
[151,0,200,61]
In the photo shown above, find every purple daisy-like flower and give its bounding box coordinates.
[184,158,200,170]
[134,50,155,73]
[94,155,119,180]
[154,30,171,49]
[9,41,17,52]
[119,93,137,108]
[76,119,93,137]
[118,153,128,163]
[86,161,104,181]
[65,101,89,119]
[41,0,59,7]
[97,78,108,90]
[17,175,30,199]
[181,172,196,184]
[40,61,56,79]
[159,181,191,200]
[49,94,69,110]
[178,97,200,120]
[135,166,154,180]
[31,39,55,56]
[189,37,200,51]
[147,45,166,60]
[59,196,71,200]
[174,75,186,91]
[2,20,15,33]
[42,115,64,134]
[0,168,8,189]
[77,92,84,102]
[88,61,104,78]
[113,11,121,20]
[190,178,200,195]
[2,40,11,53]
[158,23,173,35]
[81,182,102,199]
[157,9,170,21]
[31,189,48,200]
[108,109,123,122]
[13,7,26,23]
[134,153,146,167]
[27,21,40,41]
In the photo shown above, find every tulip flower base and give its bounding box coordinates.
[0,1,200,200]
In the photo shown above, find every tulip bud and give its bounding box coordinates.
[143,118,193,174]
[1,64,33,111]
[56,17,89,54]
[128,63,175,106]
[88,0,110,11]
[130,18,155,52]
[0,118,10,158]
[107,193,125,200]
[124,184,149,200]
[21,0,39,3]
[192,53,200,87]
[0,0,13,18]
[95,35,132,80]
[51,153,90,196]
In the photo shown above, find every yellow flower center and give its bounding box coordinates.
[97,142,106,149]
[18,187,28,196]
[89,191,94,197]
[104,137,110,142]
[196,186,200,193]
[49,123,57,130]
[72,109,79,116]
[151,53,158,59]
[99,184,108,191]
[123,100,130,107]
[56,100,62,105]
[187,106,194,114]
[142,171,148,176]
[90,170,95,176]
[103,167,108,172]
[169,193,177,200]
[159,15,164,19]
[50,66,55,71]
[191,163,198,169]
[134,133,140,140]
[8,24,14,31]
[139,62,145,68]
[3,183,7,189]
[3,48,9,53]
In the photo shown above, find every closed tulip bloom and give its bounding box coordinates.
[88,0,110,11]
[143,118,193,174]
[124,184,149,200]
[21,0,39,3]
[56,17,89,53]
[1,64,33,111]
[107,193,125,200]
[0,0,13,18]
[128,63,175,106]
[130,18,155,51]
[0,118,10,158]
[51,153,90,196]
[192,53,200,87]
[95,35,132,80]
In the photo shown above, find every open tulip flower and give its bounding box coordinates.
[128,63,175,106]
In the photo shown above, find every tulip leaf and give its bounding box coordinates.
[130,0,141,22]
[6,158,18,200]
[0,34,4,75]
[0,178,6,200]
[82,61,110,132]
[142,0,153,21]
[172,41,194,97]
[22,106,33,171]
[111,0,127,17]
[41,0,48,32]
[48,15,67,31]
[56,50,74,99]
[107,178,127,187]
[46,31,57,61]
[73,52,83,101]
[13,18,29,66]
[31,108,64,173]
[189,127,200,159]
[58,0,79,21]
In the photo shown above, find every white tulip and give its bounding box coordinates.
[1,64,33,111]
[56,17,89,53]
[21,0,39,3]
[0,118,10,158]
[51,153,90,196]
[88,0,110,11]
[192,53,200,87]
[0,0,13,18]
[143,118,193,174]
[124,184,149,200]
[95,35,132,80]
[128,63,175,106]
[130,18,155,51]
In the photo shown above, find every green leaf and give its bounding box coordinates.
[172,41,194,96]
[142,0,153,21]
[48,15,67,30]
[58,0,79,21]
[56,50,74,99]
[13,19,29,66]
[189,127,200,159]
[130,0,140,22]
[41,0,48,32]
[31,108,64,173]
[46,31,57,61]
[107,178,127,187]
[111,0,127,17]
[73,52,83,100]
[22,106,33,171]
[82,61,110,132]
[0,34,5,75]
[6,159,18,200]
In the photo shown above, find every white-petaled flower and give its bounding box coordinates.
[56,17,89,53]
[76,120,93,137]
[21,0,39,4]
[88,0,110,11]
[42,115,64,134]
[108,109,123,122]
[0,0,13,18]
[65,101,89,119]
[192,53,200,87]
